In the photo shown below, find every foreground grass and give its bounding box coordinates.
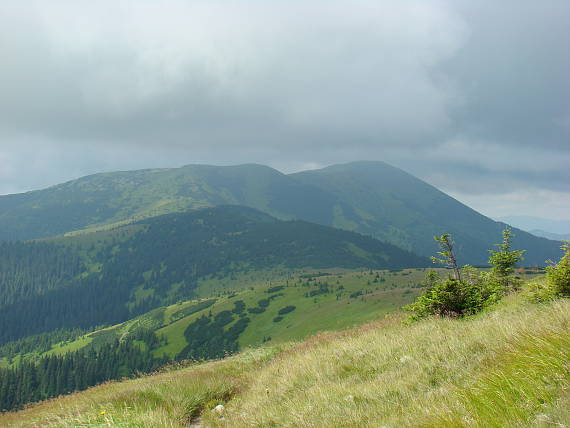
[0,347,283,427]
[2,297,568,427]
[208,297,569,427]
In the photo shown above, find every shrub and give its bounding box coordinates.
[547,241,570,297]
[231,300,246,314]
[405,231,513,321]
[257,298,270,308]
[531,241,570,301]
[404,271,488,319]
[525,280,558,303]
[277,305,296,315]
[272,316,284,323]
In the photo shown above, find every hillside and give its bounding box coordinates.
[0,164,340,241]
[0,267,430,411]
[530,229,570,241]
[498,215,570,235]
[1,294,567,427]
[0,206,428,344]
[291,161,561,264]
[0,162,560,265]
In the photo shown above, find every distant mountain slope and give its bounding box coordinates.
[529,229,570,241]
[498,215,570,235]
[0,205,428,344]
[0,164,341,241]
[291,161,561,265]
[0,161,560,264]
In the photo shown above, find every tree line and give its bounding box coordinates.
[0,329,167,412]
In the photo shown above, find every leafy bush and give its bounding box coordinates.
[547,241,570,297]
[272,316,284,323]
[529,242,570,301]
[405,231,517,320]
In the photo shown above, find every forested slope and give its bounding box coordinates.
[0,206,428,344]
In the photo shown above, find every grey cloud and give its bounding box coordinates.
[0,0,568,219]
[0,0,463,145]
[444,0,570,150]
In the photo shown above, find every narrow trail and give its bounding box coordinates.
[187,415,202,427]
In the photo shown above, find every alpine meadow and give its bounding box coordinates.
[0,1,569,427]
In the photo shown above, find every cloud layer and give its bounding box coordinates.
[0,0,569,219]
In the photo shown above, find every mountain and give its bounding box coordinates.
[529,229,570,241]
[497,215,570,235]
[0,205,428,344]
[290,162,562,265]
[0,161,561,264]
[0,164,340,241]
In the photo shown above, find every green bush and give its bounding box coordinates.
[404,269,498,320]
[526,242,570,302]
[405,230,516,321]
[277,305,296,315]
[547,242,570,297]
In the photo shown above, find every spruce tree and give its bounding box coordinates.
[488,227,525,291]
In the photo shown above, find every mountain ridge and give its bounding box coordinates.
[0,161,561,264]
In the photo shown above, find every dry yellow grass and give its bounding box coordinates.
[205,298,569,428]
[0,346,282,427]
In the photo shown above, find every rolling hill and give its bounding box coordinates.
[0,205,428,345]
[0,161,560,265]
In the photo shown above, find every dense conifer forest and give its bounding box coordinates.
[0,329,167,412]
[0,242,83,307]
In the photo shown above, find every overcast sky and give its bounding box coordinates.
[1,0,569,220]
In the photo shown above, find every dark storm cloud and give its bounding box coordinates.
[0,0,568,218]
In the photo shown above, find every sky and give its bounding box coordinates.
[0,0,569,220]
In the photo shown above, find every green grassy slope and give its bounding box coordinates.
[0,162,560,265]
[0,164,338,241]
[4,268,427,365]
[0,206,428,345]
[1,293,567,428]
